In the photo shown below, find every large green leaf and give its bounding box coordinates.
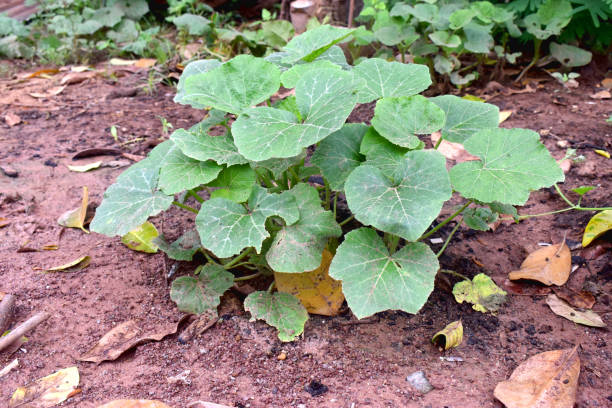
[174,59,222,108]
[196,186,299,258]
[266,184,342,273]
[92,5,124,27]
[352,58,432,103]
[360,127,410,179]
[311,124,367,191]
[281,25,355,64]
[172,13,211,35]
[108,0,149,19]
[207,164,256,203]
[244,291,308,342]
[450,128,565,205]
[233,68,360,161]
[371,96,445,149]
[463,22,493,53]
[280,60,342,89]
[315,45,351,70]
[154,229,201,261]
[345,150,451,241]
[158,140,222,194]
[329,228,439,319]
[181,55,280,114]
[430,95,499,143]
[254,150,306,179]
[121,221,159,253]
[170,263,234,314]
[549,43,592,67]
[429,31,462,48]
[171,125,248,168]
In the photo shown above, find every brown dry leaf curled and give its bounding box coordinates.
[98,400,173,408]
[57,186,89,232]
[546,294,606,327]
[274,249,344,316]
[552,287,595,309]
[431,320,463,350]
[9,366,80,408]
[494,347,580,408]
[508,242,571,285]
[430,132,478,162]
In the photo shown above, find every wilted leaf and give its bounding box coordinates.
[67,161,102,172]
[582,210,612,247]
[508,242,571,285]
[546,294,605,327]
[79,319,185,363]
[494,347,580,408]
[244,291,308,342]
[121,222,159,253]
[170,264,233,315]
[453,273,507,313]
[274,249,344,316]
[135,58,156,68]
[57,186,89,232]
[29,85,66,98]
[45,255,91,272]
[9,366,80,408]
[98,401,172,408]
[432,320,463,350]
[153,230,200,261]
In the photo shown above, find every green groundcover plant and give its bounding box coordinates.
[91,25,565,341]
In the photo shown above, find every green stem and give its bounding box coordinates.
[234,272,262,282]
[187,189,204,203]
[338,214,355,227]
[254,168,274,189]
[515,38,541,83]
[333,193,338,219]
[437,220,462,258]
[288,167,299,187]
[223,247,254,269]
[385,233,400,254]
[172,201,198,214]
[323,179,331,211]
[204,252,220,265]
[439,269,470,281]
[267,281,276,293]
[433,136,443,150]
[419,201,471,241]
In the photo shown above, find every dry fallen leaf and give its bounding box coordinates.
[546,294,606,327]
[0,358,18,378]
[57,186,89,232]
[499,110,513,124]
[494,347,579,408]
[20,68,60,79]
[67,161,102,172]
[553,287,595,309]
[274,250,344,316]
[508,242,571,285]
[44,255,91,272]
[135,58,157,68]
[60,71,97,85]
[582,210,612,247]
[430,132,478,162]
[602,78,612,89]
[589,90,611,99]
[5,112,21,127]
[98,400,173,408]
[29,85,66,98]
[431,320,463,350]
[557,158,571,173]
[9,366,80,408]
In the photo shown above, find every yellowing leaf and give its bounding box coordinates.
[9,366,80,408]
[494,347,580,408]
[109,58,137,66]
[546,294,606,327]
[67,161,102,172]
[45,255,91,272]
[135,58,157,68]
[98,401,173,408]
[499,110,512,124]
[582,210,612,247]
[508,242,571,285]
[432,320,463,350]
[121,222,159,253]
[594,149,610,158]
[57,186,89,233]
[274,249,344,316]
[452,273,507,313]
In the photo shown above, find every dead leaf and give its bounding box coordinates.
[499,110,513,124]
[178,310,218,344]
[29,85,66,98]
[20,68,60,79]
[109,58,137,66]
[70,66,90,73]
[274,250,344,316]
[57,186,88,232]
[602,78,612,89]
[5,112,21,127]
[503,84,535,95]
[546,294,606,327]
[42,244,59,251]
[44,255,91,272]
[430,132,478,162]
[60,71,97,85]
[508,242,571,285]
[590,90,611,99]
[72,148,122,160]
[67,161,102,172]
[431,320,463,350]
[494,347,579,408]
[135,58,157,68]
[553,287,595,309]
[79,318,186,363]
[582,210,612,247]
[0,217,9,228]
[98,401,173,408]
[557,158,571,173]
[594,149,610,159]
[9,366,80,408]
[179,43,201,59]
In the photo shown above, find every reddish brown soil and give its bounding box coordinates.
[0,62,610,408]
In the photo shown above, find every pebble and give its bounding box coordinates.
[0,164,18,178]
[277,351,287,361]
[406,370,434,394]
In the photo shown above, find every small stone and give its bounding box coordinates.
[277,351,287,361]
[406,370,434,394]
[0,164,18,178]
[556,140,569,148]
[304,380,328,397]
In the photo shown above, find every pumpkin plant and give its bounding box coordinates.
[91,25,564,341]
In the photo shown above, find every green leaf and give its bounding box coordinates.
[430,95,499,143]
[329,228,439,319]
[244,291,308,342]
[449,9,475,29]
[181,55,280,114]
[108,0,149,19]
[174,59,222,109]
[121,221,159,253]
[196,186,299,258]
[173,13,211,35]
[281,25,355,64]
[345,150,452,241]
[254,150,306,179]
[352,58,432,104]
[153,230,201,261]
[260,20,295,47]
[463,22,493,53]
[450,128,565,205]
[360,127,411,179]
[274,95,302,120]
[233,68,359,161]
[371,96,445,149]
[92,5,124,28]
[170,263,234,314]
[280,60,342,89]
[453,273,507,313]
[410,4,439,23]
[207,164,256,203]
[434,54,456,75]
[314,45,351,70]
[107,19,139,42]
[266,184,342,273]
[428,31,462,48]
[571,185,596,196]
[158,140,222,195]
[550,43,592,67]
[470,1,513,24]
[488,202,518,219]
[76,19,103,35]
[311,124,367,191]
[462,207,497,231]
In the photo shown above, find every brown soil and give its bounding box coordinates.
[0,62,610,408]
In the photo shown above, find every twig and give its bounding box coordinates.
[0,294,16,334]
[0,312,50,352]
[348,0,355,27]
[0,358,18,378]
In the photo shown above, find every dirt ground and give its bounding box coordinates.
[0,61,610,408]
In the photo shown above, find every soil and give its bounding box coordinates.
[0,61,611,408]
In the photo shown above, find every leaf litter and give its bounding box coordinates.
[9,366,80,408]
[546,294,606,327]
[57,186,89,232]
[508,241,571,285]
[431,320,463,350]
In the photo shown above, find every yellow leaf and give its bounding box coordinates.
[499,110,513,124]
[109,58,136,66]
[45,255,91,272]
[98,401,173,408]
[42,245,59,251]
[135,58,157,68]
[508,242,571,286]
[274,250,344,316]
[67,161,102,172]
[121,222,159,253]
[57,186,89,233]
[432,320,463,350]
[546,294,606,327]
[494,347,580,408]
[594,149,610,159]
[9,366,80,408]
[582,210,612,247]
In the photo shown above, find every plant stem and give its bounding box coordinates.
[433,136,443,150]
[385,233,400,254]
[436,220,462,258]
[267,281,276,293]
[173,201,198,214]
[419,201,471,241]
[255,168,274,189]
[439,269,470,281]
[187,189,204,203]
[223,247,253,269]
[333,193,338,219]
[515,38,541,83]
[338,214,355,227]
[234,272,262,281]
[323,179,331,210]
